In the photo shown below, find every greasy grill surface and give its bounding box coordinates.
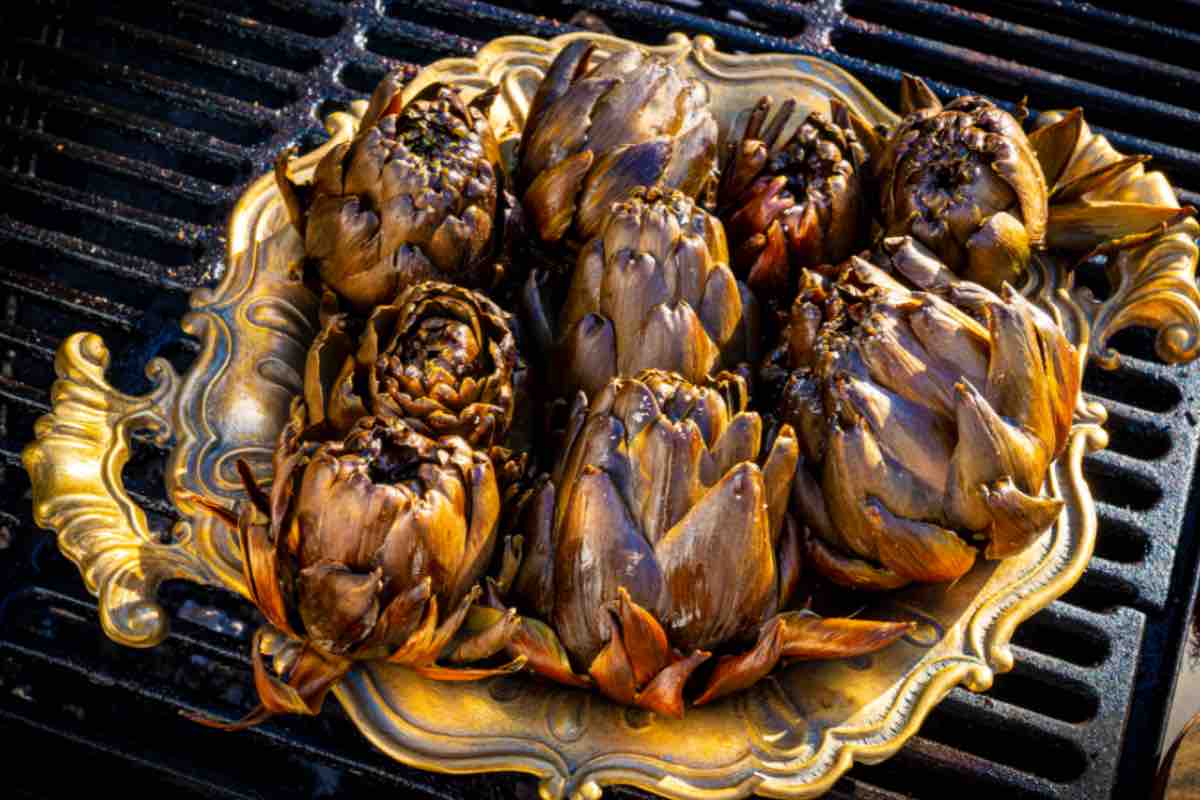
[2,1,1198,797]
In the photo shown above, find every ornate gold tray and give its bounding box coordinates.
[22,32,1200,800]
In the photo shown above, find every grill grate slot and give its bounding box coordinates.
[1,125,229,223]
[986,665,1100,725]
[1100,408,1173,461]
[944,0,1200,69]
[337,60,392,95]
[0,175,202,267]
[1092,513,1151,564]
[6,40,276,144]
[569,0,796,53]
[195,0,347,39]
[385,0,573,42]
[0,268,140,332]
[364,19,480,62]
[1009,603,1112,668]
[832,22,1200,152]
[1,81,250,185]
[1083,459,1163,511]
[1086,0,1200,32]
[71,16,305,109]
[844,1,1200,113]
[102,2,328,73]
[1083,364,1183,412]
[0,223,204,294]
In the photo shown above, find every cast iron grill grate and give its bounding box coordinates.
[2,1,1199,798]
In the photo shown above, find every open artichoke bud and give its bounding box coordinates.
[868,75,1187,291]
[545,186,758,398]
[517,41,718,245]
[718,97,870,297]
[305,281,525,448]
[279,71,503,311]
[870,76,1048,291]
[770,237,1081,590]
[192,410,521,729]
[493,370,912,717]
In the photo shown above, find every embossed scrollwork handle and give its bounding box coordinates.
[22,333,221,648]
[19,106,368,651]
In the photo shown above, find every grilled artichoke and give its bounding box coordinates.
[869,75,1187,291]
[305,281,525,448]
[517,41,718,245]
[870,76,1048,291]
[490,370,911,716]
[769,237,1081,590]
[194,409,521,728]
[718,97,870,297]
[539,186,758,398]
[279,71,503,311]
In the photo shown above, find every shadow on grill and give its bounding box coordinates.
[1011,609,1111,667]
[1083,364,1182,412]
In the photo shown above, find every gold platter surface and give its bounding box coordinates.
[21,31,1200,800]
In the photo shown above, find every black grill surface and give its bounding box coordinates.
[2,1,1200,798]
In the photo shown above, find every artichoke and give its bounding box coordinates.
[769,237,1081,590]
[493,370,911,717]
[193,409,521,728]
[537,186,759,399]
[869,75,1187,291]
[517,41,718,245]
[870,76,1048,291]
[718,97,870,297]
[305,281,525,448]
[278,71,503,311]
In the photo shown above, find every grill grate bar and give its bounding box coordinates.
[0,375,49,414]
[1096,499,1156,532]
[1,172,209,263]
[967,0,1200,48]
[0,220,202,290]
[193,0,349,39]
[385,0,577,41]
[835,19,1200,147]
[1085,449,1164,489]
[0,269,141,332]
[88,15,307,101]
[1091,396,1177,432]
[847,0,1200,102]
[849,736,1065,798]
[1082,555,1144,593]
[0,571,1116,800]
[943,688,1088,751]
[0,709,262,800]
[0,79,252,177]
[364,16,483,60]
[14,586,252,662]
[0,322,59,362]
[8,38,280,129]
[116,0,332,67]
[0,125,235,218]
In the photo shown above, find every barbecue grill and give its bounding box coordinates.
[3,1,1200,798]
